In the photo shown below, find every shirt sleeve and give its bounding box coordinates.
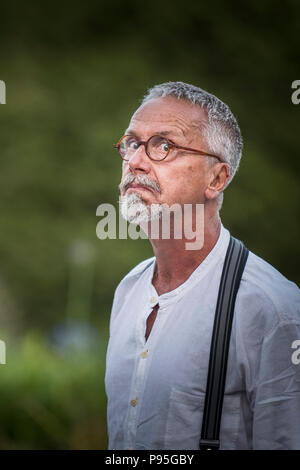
[252,319,300,449]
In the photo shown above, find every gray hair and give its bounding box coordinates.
[141,81,243,210]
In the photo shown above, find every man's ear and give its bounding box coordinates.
[205,163,230,201]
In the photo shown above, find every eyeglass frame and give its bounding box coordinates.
[114,134,224,162]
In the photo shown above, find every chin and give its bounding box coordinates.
[120,193,164,224]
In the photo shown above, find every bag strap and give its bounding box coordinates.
[199,235,249,450]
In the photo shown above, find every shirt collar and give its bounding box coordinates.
[146,224,230,308]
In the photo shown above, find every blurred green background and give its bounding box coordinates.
[0,0,299,449]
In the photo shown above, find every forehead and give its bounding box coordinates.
[127,96,207,138]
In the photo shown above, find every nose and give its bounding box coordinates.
[127,143,151,174]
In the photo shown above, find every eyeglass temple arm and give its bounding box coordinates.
[174,144,223,162]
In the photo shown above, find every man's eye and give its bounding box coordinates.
[127,139,139,149]
[161,142,170,153]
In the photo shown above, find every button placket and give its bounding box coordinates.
[126,308,153,448]
[126,301,170,448]
[126,288,167,448]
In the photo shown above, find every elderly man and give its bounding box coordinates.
[105,81,300,450]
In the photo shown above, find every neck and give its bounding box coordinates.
[148,208,221,296]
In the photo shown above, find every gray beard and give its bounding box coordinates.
[120,193,163,224]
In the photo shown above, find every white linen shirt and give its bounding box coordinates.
[105,225,300,450]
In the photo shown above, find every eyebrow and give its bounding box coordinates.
[125,129,182,139]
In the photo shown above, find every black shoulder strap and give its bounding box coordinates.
[199,235,249,450]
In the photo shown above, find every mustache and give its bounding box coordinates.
[119,173,161,194]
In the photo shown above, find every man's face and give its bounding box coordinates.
[119,96,215,222]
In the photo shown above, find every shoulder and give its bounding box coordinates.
[232,249,300,397]
[110,256,155,314]
[236,248,300,335]
[117,256,155,289]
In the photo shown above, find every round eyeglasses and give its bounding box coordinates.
[114,134,223,162]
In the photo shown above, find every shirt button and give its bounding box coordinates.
[141,350,148,359]
[150,296,157,303]
[130,398,138,407]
